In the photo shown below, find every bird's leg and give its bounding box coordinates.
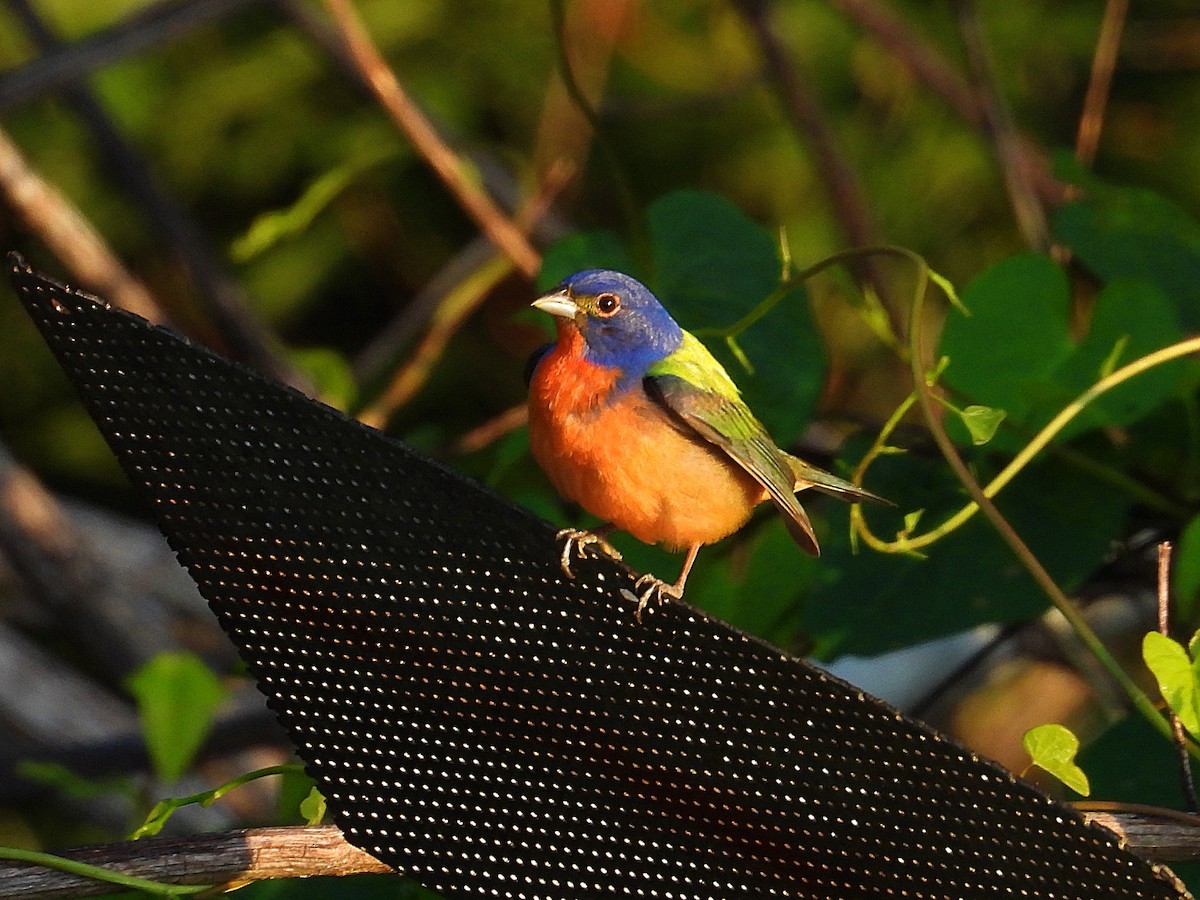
[556,523,622,578]
[633,543,701,620]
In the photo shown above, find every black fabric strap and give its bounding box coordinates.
[10,254,1187,898]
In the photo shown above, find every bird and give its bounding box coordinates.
[526,269,884,616]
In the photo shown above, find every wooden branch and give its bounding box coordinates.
[0,826,394,899]
[1085,810,1200,864]
[0,126,165,323]
[2,812,1196,899]
[321,0,541,279]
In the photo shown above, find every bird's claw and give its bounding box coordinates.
[632,573,684,621]
[556,527,622,579]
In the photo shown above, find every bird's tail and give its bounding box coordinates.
[785,453,890,506]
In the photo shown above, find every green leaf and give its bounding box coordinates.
[958,404,1006,445]
[231,147,397,262]
[802,454,1128,658]
[1143,630,1200,738]
[126,652,228,784]
[300,787,327,825]
[939,254,1073,448]
[647,189,823,443]
[940,253,1188,448]
[1023,723,1090,796]
[1050,279,1186,440]
[1053,156,1200,329]
[536,229,637,292]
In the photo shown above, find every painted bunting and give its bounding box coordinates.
[527,269,883,614]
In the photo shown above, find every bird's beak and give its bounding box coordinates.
[531,289,579,320]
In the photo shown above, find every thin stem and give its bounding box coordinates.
[856,335,1200,553]
[1076,0,1129,166]
[0,125,165,323]
[321,0,541,279]
[0,846,211,897]
[904,254,1190,754]
[1159,542,1200,811]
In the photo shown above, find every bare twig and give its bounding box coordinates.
[0,0,265,112]
[6,0,310,392]
[0,826,393,898]
[352,159,573,389]
[356,254,514,430]
[1076,0,1129,166]
[951,0,1050,252]
[2,809,1196,899]
[0,125,164,323]
[1158,541,1200,812]
[732,0,878,250]
[456,403,529,455]
[320,0,541,279]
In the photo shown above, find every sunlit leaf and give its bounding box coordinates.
[939,253,1073,449]
[1023,723,1090,796]
[958,404,1005,445]
[300,787,328,825]
[231,147,398,261]
[1142,631,1200,739]
[126,653,228,785]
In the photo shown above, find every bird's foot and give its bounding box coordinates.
[556,527,622,578]
[632,573,685,621]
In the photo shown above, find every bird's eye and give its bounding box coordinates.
[595,293,620,316]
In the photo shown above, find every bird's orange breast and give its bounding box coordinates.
[528,326,766,550]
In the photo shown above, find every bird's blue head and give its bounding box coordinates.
[532,270,684,376]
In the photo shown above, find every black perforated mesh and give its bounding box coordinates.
[10,254,1188,898]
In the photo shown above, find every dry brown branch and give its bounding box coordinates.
[354,159,571,428]
[0,826,393,899]
[1083,809,1200,864]
[1075,0,1129,166]
[356,253,514,431]
[0,126,164,323]
[3,812,1196,898]
[456,403,530,454]
[321,0,541,279]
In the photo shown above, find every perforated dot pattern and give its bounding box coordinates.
[10,255,1188,899]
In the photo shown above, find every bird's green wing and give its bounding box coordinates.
[645,332,822,555]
